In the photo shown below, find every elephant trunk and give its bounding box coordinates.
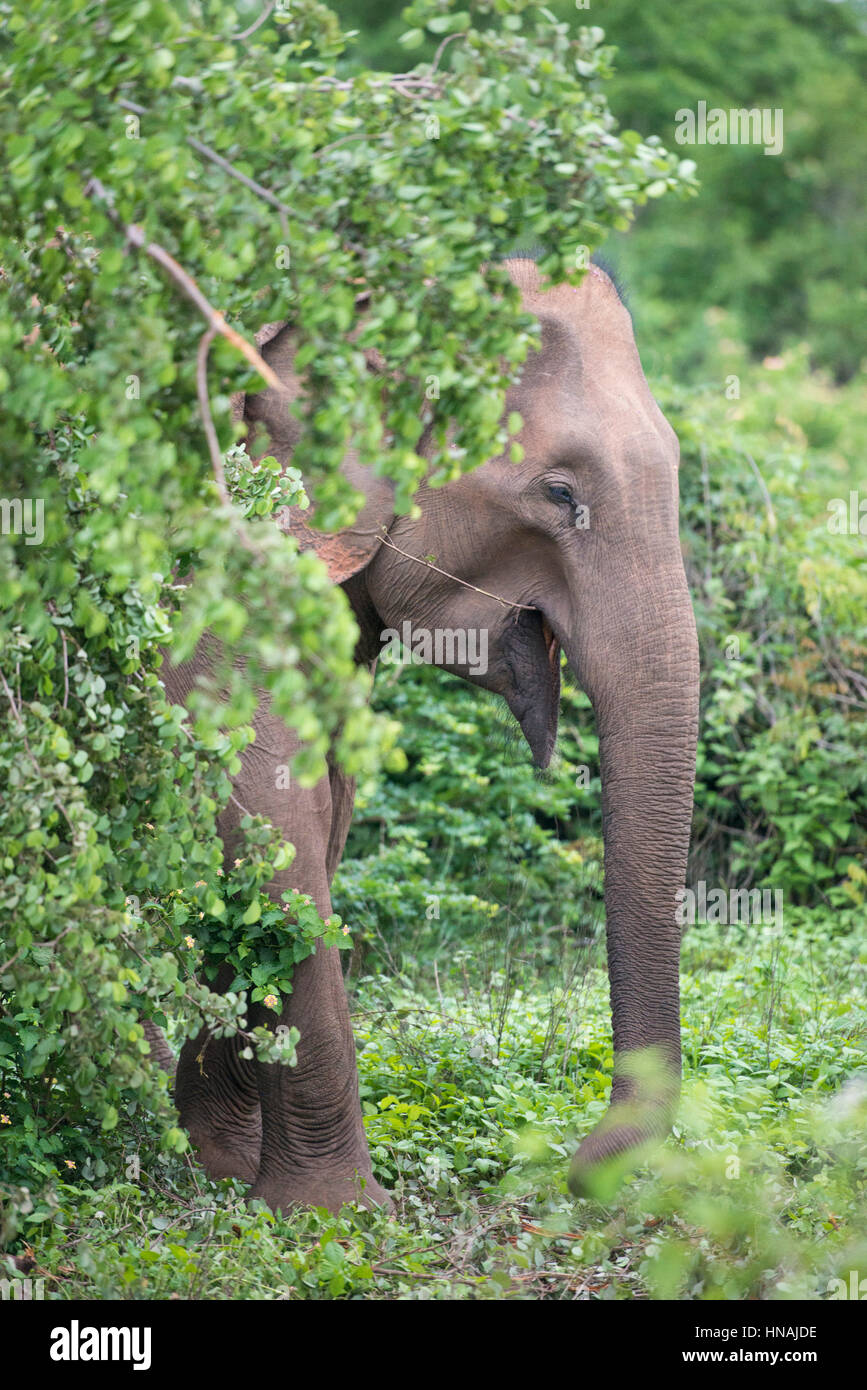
[564,559,699,1193]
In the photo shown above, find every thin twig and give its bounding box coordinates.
[430,31,467,74]
[186,137,292,234]
[196,328,230,506]
[314,132,388,160]
[433,958,445,1014]
[59,627,69,709]
[232,1,275,40]
[0,924,74,981]
[116,99,292,230]
[744,450,777,533]
[378,530,537,611]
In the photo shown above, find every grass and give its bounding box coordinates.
[4,907,866,1300]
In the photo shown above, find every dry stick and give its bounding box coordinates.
[59,626,69,709]
[313,131,388,160]
[429,30,467,73]
[186,134,292,235]
[115,99,292,232]
[196,328,231,509]
[232,1,275,40]
[377,530,537,612]
[700,442,713,591]
[744,449,778,533]
[84,177,285,393]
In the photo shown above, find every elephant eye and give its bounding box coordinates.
[547,483,576,507]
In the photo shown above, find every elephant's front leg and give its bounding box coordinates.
[176,694,386,1212]
[174,964,262,1183]
[247,941,389,1213]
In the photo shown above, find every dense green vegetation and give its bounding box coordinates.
[6,915,865,1299]
[2,0,865,1302]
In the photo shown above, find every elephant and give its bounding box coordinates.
[158,257,700,1213]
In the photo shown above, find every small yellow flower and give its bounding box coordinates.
[216,867,224,876]
[342,925,350,936]
[263,994,278,1010]
[194,880,206,888]
[0,1115,10,1125]
[145,822,154,830]
[184,935,196,949]
[198,912,204,919]
[65,1159,76,1169]
[234,857,244,868]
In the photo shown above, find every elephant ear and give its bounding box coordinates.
[233,322,395,584]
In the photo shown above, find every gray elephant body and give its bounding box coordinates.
[161,260,699,1211]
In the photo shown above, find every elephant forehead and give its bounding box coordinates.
[507,359,668,465]
[505,256,636,347]
[507,294,644,412]
[500,270,672,465]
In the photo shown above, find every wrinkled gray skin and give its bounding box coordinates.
[158,260,699,1212]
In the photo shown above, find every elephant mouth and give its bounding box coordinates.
[502,607,562,768]
[541,613,560,672]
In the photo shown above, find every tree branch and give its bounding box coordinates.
[232,1,275,40]
[115,104,293,226]
[430,31,467,74]
[196,327,231,508]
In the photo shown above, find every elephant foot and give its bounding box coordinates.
[175,1029,262,1186]
[567,1100,673,1200]
[247,1167,392,1216]
[189,1125,262,1185]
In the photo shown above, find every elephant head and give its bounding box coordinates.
[241,258,699,1193]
